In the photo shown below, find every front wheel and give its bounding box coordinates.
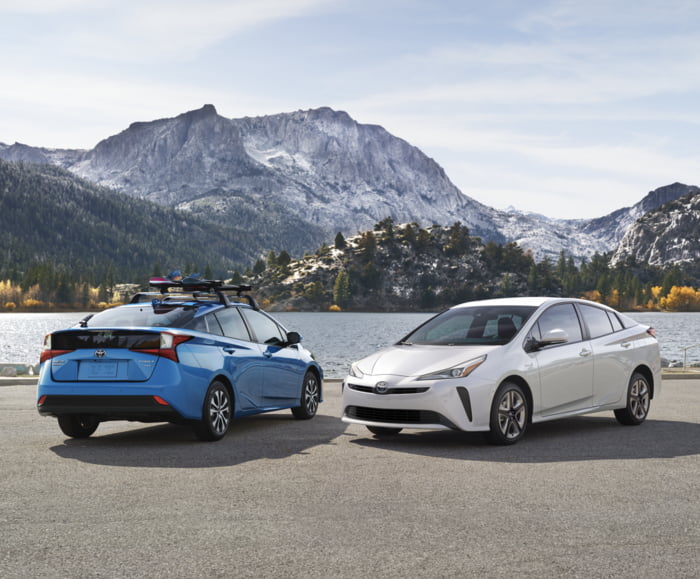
[614,372,650,425]
[193,380,232,441]
[486,382,529,445]
[57,414,99,438]
[291,371,320,419]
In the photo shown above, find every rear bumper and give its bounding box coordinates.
[37,394,185,423]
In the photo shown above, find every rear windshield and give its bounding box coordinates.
[81,304,201,329]
[402,305,537,346]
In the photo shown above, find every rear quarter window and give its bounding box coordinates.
[607,311,624,332]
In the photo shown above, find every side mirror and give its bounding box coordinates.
[524,329,569,352]
[540,328,569,346]
[286,331,301,346]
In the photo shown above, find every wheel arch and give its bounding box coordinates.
[211,374,235,408]
[306,365,323,398]
[632,365,655,399]
[499,375,534,423]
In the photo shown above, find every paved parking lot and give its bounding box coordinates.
[1,379,698,578]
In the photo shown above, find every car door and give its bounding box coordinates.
[212,308,266,410]
[239,308,306,406]
[576,304,631,406]
[531,303,595,416]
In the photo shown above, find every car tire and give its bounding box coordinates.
[291,371,320,420]
[614,372,650,426]
[57,414,99,438]
[193,380,232,441]
[487,382,529,445]
[367,425,402,437]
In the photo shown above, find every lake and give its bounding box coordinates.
[2,311,700,378]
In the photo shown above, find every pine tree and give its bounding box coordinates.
[334,232,347,250]
[333,271,351,307]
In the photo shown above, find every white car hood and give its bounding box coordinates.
[356,344,497,378]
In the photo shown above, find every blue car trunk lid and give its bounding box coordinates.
[48,329,163,382]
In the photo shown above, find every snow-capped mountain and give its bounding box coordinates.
[0,105,696,264]
[611,188,700,266]
[496,182,700,262]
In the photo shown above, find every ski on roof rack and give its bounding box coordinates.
[148,276,251,294]
[129,273,258,309]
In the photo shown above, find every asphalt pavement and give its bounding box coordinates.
[1,379,698,578]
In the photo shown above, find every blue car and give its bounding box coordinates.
[37,278,323,441]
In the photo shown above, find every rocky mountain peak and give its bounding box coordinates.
[611,190,700,266]
[1,105,698,267]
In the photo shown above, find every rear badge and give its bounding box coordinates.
[94,349,106,359]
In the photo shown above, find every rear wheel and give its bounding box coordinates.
[367,426,402,437]
[193,380,232,441]
[291,371,320,419]
[614,372,650,425]
[487,382,528,445]
[57,415,99,438]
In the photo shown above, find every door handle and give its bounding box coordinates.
[621,342,632,349]
[263,351,272,358]
[579,348,592,357]
[223,347,236,354]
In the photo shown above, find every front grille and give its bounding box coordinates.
[345,405,455,428]
[347,383,430,394]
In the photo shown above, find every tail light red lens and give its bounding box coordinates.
[647,327,657,339]
[130,332,192,362]
[40,334,75,364]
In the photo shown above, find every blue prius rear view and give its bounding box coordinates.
[37,277,323,441]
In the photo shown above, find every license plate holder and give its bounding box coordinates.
[82,361,118,379]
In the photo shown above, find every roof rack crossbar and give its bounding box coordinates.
[132,277,259,309]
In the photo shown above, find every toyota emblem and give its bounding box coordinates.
[374,381,389,394]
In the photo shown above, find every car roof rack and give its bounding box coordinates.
[129,275,260,310]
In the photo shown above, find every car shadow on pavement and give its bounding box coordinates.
[349,416,700,463]
[49,413,346,468]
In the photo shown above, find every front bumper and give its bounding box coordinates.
[341,375,492,432]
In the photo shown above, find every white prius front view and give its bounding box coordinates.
[341,297,661,445]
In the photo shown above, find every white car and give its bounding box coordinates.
[341,297,661,445]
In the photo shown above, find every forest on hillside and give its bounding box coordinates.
[248,220,700,313]
[3,162,700,313]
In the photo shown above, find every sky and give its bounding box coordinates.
[1,0,698,219]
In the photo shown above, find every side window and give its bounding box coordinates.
[607,311,623,332]
[184,312,223,336]
[579,304,614,338]
[240,309,286,345]
[214,308,250,341]
[185,314,209,334]
[536,304,583,343]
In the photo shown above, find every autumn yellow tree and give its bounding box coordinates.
[581,289,603,303]
[658,286,700,311]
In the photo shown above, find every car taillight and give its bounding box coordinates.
[647,327,657,339]
[39,334,75,364]
[130,332,192,362]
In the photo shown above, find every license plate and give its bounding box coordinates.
[85,361,118,378]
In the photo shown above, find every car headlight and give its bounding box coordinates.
[417,355,486,381]
[349,363,364,379]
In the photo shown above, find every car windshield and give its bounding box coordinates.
[81,303,201,329]
[401,305,537,346]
